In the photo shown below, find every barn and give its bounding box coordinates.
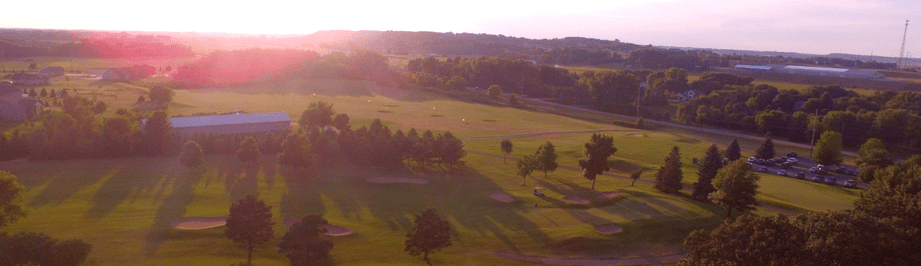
[142,112,291,136]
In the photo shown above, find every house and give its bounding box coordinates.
[39,67,66,78]
[101,69,131,80]
[141,112,291,136]
[675,89,704,102]
[11,73,49,86]
[0,83,42,121]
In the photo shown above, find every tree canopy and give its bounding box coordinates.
[655,146,684,194]
[179,141,204,169]
[300,101,335,130]
[724,139,741,161]
[813,131,843,165]
[755,136,775,159]
[708,160,760,218]
[0,171,27,228]
[278,215,334,266]
[225,194,275,265]
[500,139,513,163]
[693,144,722,201]
[578,134,617,190]
[534,141,558,177]
[405,208,452,262]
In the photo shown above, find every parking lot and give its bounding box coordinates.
[746,155,867,189]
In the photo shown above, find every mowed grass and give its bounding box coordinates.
[1,70,857,265]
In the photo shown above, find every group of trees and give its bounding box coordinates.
[0,36,193,59]
[300,102,467,170]
[224,194,451,265]
[0,130,28,161]
[678,84,921,151]
[514,141,558,186]
[174,49,320,87]
[0,171,92,266]
[681,156,921,265]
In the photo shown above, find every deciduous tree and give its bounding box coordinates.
[535,141,558,177]
[517,155,538,186]
[278,134,310,170]
[630,170,642,186]
[236,136,260,163]
[488,84,503,98]
[148,86,173,104]
[405,208,452,263]
[709,160,760,218]
[278,215,333,266]
[500,139,513,163]
[813,131,843,165]
[142,111,172,156]
[655,146,683,194]
[225,195,275,266]
[300,101,335,129]
[179,141,204,169]
[0,171,27,228]
[578,134,617,190]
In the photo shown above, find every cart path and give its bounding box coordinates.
[462,129,634,141]
[495,251,685,265]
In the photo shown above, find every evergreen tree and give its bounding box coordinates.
[813,131,843,166]
[693,144,722,201]
[725,139,741,161]
[755,136,775,159]
[278,215,334,266]
[225,195,275,265]
[405,208,452,263]
[500,139,513,163]
[49,88,56,98]
[142,111,172,156]
[534,141,558,177]
[436,131,466,169]
[28,88,37,98]
[654,146,683,194]
[578,134,617,190]
[709,160,760,218]
[40,88,47,97]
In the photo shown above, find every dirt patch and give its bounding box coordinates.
[170,216,227,230]
[562,195,591,204]
[283,219,355,236]
[489,192,515,203]
[594,224,624,235]
[366,177,429,184]
[597,191,622,199]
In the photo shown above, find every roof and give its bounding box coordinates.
[735,64,773,70]
[165,112,291,128]
[782,65,849,73]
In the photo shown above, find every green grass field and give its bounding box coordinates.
[0,57,860,265]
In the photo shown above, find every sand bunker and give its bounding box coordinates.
[597,191,622,199]
[629,134,644,137]
[170,216,227,230]
[489,192,515,203]
[366,177,429,184]
[283,218,355,236]
[562,195,591,204]
[594,224,624,235]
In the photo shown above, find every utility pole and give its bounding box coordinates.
[899,20,909,69]
[810,109,819,157]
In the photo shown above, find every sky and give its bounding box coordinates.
[3,0,921,57]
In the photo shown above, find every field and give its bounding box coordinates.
[0,65,861,266]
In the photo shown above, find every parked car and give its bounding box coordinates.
[824,176,837,185]
[843,180,856,188]
[759,166,768,173]
[786,158,798,163]
[777,170,787,176]
[748,157,757,163]
[781,162,792,169]
[746,162,754,168]
[787,152,798,158]
[812,176,823,182]
[795,172,806,179]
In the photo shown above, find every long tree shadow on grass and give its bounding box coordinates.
[278,167,326,222]
[358,165,551,251]
[143,169,206,255]
[28,165,115,208]
[83,160,177,219]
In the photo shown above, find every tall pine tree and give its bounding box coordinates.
[654,146,683,194]
[693,144,722,201]
[535,141,558,177]
[755,136,775,159]
[725,139,741,161]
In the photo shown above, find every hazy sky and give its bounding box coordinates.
[3,0,921,56]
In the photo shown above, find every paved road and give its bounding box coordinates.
[521,97,857,157]
[495,251,685,265]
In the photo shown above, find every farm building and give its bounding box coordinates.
[141,112,291,136]
[11,73,49,86]
[0,83,42,121]
[39,67,66,77]
[734,64,885,79]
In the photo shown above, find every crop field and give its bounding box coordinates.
[0,57,861,265]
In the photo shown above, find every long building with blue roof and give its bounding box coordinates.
[141,112,291,136]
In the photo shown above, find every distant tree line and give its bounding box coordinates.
[0,37,192,59]
[173,49,320,88]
